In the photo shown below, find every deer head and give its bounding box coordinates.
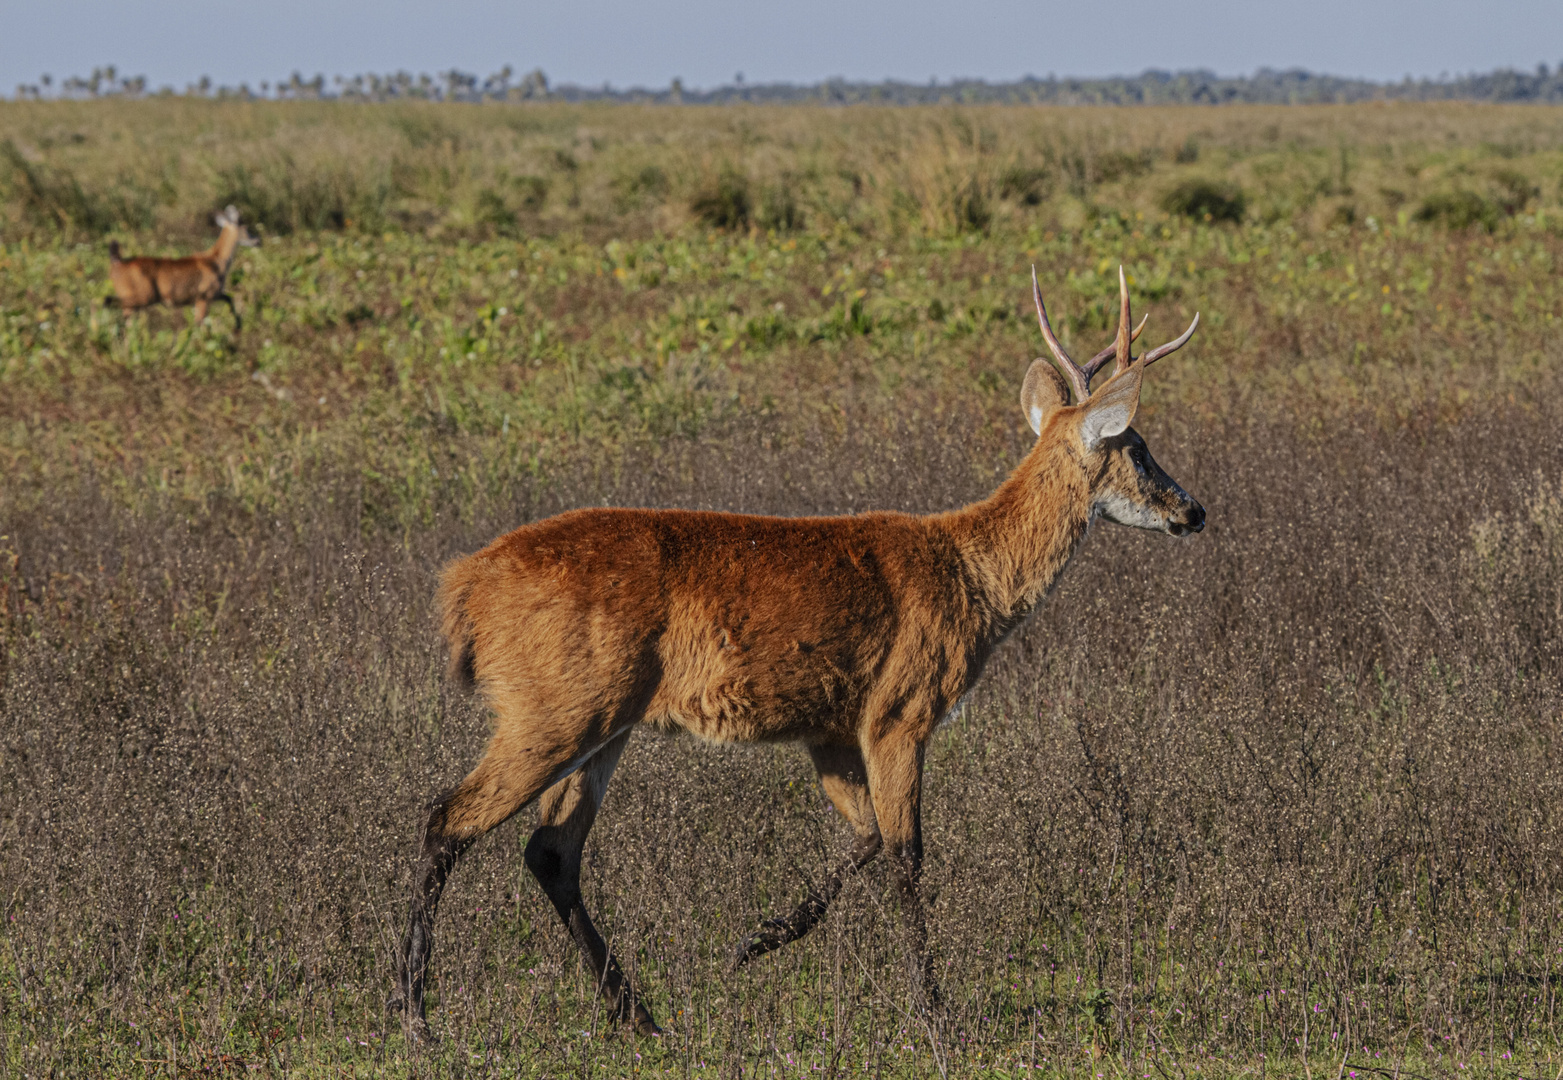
[215,205,260,248]
[1021,266,1205,537]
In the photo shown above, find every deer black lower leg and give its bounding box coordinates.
[525,832,661,1035]
[217,293,241,331]
[392,805,472,1038]
[735,832,882,966]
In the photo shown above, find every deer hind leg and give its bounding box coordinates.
[735,742,883,967]
[192,299,209,324]
[392,727,610,1041]
[862,731,939,1010]
[523,727,661,1036]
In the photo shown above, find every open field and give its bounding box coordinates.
[3,100,1563,1077]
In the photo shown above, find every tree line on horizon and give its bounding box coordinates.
[12,61,1563,105]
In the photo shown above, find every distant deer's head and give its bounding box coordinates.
[215,205,260,248]
[1022,266,1205,537]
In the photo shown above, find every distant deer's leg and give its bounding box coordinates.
[864,732,939,1009]
[735,742,882,966]
[523,728,663,1036]
[392,730,599,1041]
[193,299,209,324]
[216,293,241,331]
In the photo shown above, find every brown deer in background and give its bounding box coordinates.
[104,205,258,330]
[392,266,1205,1041]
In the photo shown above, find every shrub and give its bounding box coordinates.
[1413,190,1499,231]
[612,164,669,212]
[475,188,518,235]
[1159,178,1247,222]
[0,139,154,235]
[1494,168,1540,215]
[1095,148,1154,183]
[955,188,991,232]
[513,174,549,211]
[997,165,1052,206]
[690,166,751,230]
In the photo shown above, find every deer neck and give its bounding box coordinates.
[209,225,240,275]
[951,432,1093,637]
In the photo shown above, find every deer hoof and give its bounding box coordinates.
[387,992,437,1046]
[732,934,771,969]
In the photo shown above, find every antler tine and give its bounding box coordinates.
[1112,265,1133,377]
[1140,312,1201,366]
[1081,311,1148,385]
[1031,266,1089,403]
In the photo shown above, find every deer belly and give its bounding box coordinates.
[152,262,216,305]
[648,629,858,744]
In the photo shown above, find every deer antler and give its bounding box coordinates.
[1092,265,1201,379]
[1079,266,1151,388]
[1112,265,1133,376]
[1140,311,1201,366]
[1081,312,1148,386]
[1031,266,1089,404]
[1032,265,1200,399]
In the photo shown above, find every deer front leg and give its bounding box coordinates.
[734,742,882,967]
[215,292,242,332]
[863,730,939,1009]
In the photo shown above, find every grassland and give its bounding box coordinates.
[2,100,1563,1077]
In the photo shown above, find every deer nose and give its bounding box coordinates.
[1184,504,1206,533]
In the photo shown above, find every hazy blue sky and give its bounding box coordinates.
[1,0,1558,93]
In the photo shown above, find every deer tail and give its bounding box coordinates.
[436,558,481,691]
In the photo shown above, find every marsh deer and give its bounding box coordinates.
[105,205,258,330]
[392,266,1205,1040]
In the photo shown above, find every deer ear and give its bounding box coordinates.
[1077,363,1142,449]
[1020,358,1069,436]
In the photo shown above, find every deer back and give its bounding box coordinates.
[440,506,990,747]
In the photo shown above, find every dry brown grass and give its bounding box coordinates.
[4,389,1563,1075]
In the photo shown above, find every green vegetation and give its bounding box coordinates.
[2,100,1563,1077]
